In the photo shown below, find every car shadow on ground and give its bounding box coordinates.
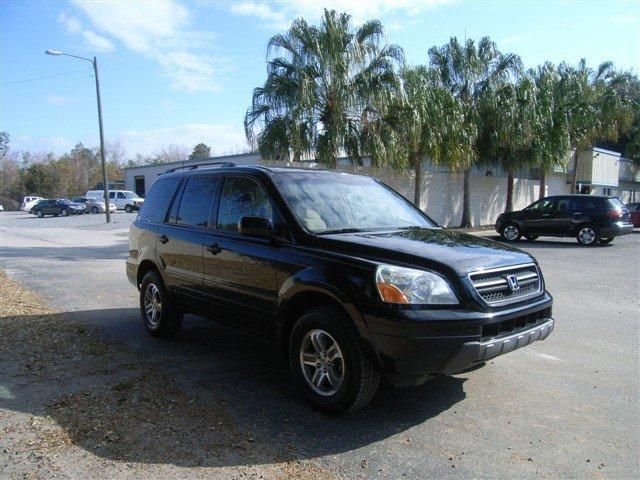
[1,308,466,469]
[483,234,618,249]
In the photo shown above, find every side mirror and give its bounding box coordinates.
[238,216,273,239]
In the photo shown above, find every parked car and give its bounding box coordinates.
[30,198,86,217]
[0,204,4,211]
[496,195,633,246]
[71,196,117,214]
[626,202,640,228]
[86,189,144,212]
[20,196,44,212]
[127,164,554,413]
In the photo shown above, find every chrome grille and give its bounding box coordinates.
[469,263,542,306]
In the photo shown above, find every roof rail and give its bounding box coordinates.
[163,161,237,174]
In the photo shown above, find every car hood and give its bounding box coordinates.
[317,228,535,277]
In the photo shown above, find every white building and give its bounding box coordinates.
[124,147,639,227]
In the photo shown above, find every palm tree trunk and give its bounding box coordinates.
[460,167,472,228]
[539,168,546,200]
[571,148,579,193]
[413,154,422,208]
[506,170,514,212]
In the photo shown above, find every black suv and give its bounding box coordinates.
[495,195,633,246]
[127,163,554,413]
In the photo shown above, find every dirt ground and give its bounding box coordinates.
[0,271,339,480]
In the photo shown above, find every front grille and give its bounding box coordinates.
[469,263,542,306]
[481,307,552,341]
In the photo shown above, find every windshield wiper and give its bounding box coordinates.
[318,227,364,235]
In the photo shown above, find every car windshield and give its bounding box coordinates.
[272,171,437,233]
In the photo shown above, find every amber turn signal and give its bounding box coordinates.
[377,282,409,304]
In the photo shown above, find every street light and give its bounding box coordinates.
[45,49,111,223]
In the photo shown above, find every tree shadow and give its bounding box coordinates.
[1,308,467,469]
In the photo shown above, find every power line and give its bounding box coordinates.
[0,69,91,86]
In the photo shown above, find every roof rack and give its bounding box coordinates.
[163,161,236,174]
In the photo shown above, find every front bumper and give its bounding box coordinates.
[364,293,553,384]
[601,221,633,237]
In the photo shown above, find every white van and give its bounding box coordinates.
[20,196,44,211]
[86,189,144,212]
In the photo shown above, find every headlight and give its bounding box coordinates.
[375,264,458,305]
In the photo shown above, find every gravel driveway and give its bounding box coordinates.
[1,211,638,479]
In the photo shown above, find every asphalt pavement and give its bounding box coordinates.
[1,210,638,479]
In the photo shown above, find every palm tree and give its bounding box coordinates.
[244,10,404,166]
[565,61,634,191]
[382,66,475,206]
[428,37,521,226]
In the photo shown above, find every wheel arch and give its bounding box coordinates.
[136,259,162,289]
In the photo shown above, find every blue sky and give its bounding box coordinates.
[1,0,639,159]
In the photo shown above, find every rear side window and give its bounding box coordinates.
[217,176,274,232]
[138,178,180,223]
[607,198,624,209]
[174,176,220,227]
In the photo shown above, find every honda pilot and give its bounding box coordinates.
[127,163,554,414]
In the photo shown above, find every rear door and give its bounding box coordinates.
[202,175,282,335]
[551,197,579,234]
[156,175,220,304]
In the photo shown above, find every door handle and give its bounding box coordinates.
[206,243,222,255]
[158,234,169,244]
[542,213,551,217]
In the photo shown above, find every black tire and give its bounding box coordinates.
[91,206,99,214]
[289,306,380,414]
[599,237,614,244]
[36,210,43,218]
[125,204,133,213]
[61,208,68,217]
[525,235,539,241]
[576,224,599,246]
[139,270,183,338]
[500,222,522,242]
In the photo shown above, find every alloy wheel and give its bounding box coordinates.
[144,283,162,327]
[299,329,345,396]
[503,225,519,241]
[578,227,596,245]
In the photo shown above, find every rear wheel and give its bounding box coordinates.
[139,270,183,338]
[500,222,522,242]
[36,210,43,218]
[599,237,614,244]
[61,208,68,217]
[289,306,380,414]
[576,224,599,246]
[91,206,99,214]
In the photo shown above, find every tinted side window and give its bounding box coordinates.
[138,178,180,223]
[109,192,115,199]
[175,176,219,227]
[217,177,274,232]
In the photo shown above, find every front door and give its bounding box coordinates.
[156,175,220,304]
[522,198,557,234]
[203,175,280,335]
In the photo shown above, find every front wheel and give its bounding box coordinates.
[91,206,99,214]
[125,204,133,213]
[61,208,68,217]
[500,222,522,242]
[139,270,183,338]
[576,225,599,246]
[289,306,380,414]
[599,237,614,244]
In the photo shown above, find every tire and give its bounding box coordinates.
[525,235,539,241]
[61,209,68,217]
[139,270,183,338]
[289,306,380,414]
[500,222,522,242]
[36,210,43,218]
[91,206,99,214]
[599,237,614,244]
[576,224,599,246]
[125,204,133,213]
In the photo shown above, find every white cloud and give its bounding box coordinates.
[59,13,82,34]
[608,13,638,25]
[81,30,115,52]
[228,0,455,30]
[44,94,75,106]
[67,1,227,92]
[117,123,248,156]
